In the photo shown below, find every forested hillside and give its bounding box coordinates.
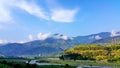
[60,44,120,62]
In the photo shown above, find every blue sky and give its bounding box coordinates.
[0,0,120,43]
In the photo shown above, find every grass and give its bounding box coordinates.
[37,65,76,68]
[37,58,120,66]
[1,58,120,68]
[0,63,76,68]
[0,58,76,68]
[0,58,27,62]
[0,64,13,68]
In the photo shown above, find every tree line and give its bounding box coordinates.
[60,44,120,62]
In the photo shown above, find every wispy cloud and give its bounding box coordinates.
[51,8,78,22]
[0,0,49,23]
[95,35,102,40]
[111,30,120,37]
[37,32,68,40]
[0,40,7,44]
[18,40,26,43]
[52,34,68,40]
[46,0,79,23]
[89,35,102,40]
[0,0,13,23]
[14,0,49,20]
[28,34,34,41]
[0,0,79,24]
[37,33,51,40]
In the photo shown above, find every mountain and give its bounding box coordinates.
[24,38,75,49]
[0,52,4,57]
[0,43,62,57]
[0,43,28,56]
[0,32,119,57]
[73,32,111,44]
[92,36,120,44]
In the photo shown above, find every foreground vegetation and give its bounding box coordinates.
[0,59,76,68]
[1,57,120,68]
[36,58,120,67]
[2,43,120,68]
[60,44,120,62]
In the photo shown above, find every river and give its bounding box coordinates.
[28,60,120,68]
[28,60,62,66]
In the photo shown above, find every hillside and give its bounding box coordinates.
[0,43,62,57]
[0,32,119,57]
[61,44,120,62]
[92,36,120,44]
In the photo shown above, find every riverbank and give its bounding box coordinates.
[0,58,76,68]
[36,58,120,67]
[1,58,120,68]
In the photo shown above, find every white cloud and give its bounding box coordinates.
[0,40,4,44]
[37,33,68,40]
[47,0,79,23]
[111,30,120,37]
[89,35,102,40]
[18,40,26,43]
[37,33,51,40]
[51,8,78,22]
[14,0,49,20]
[61,35,68,40]
[0,0,79,24]
[95,35,102,40]
[52,34,68,40]
[15,0,78,23]
[8,40,27,43]
[28,34,33,41]
[0,0,13,23]
[0,40,7,44]
[0,0,49,23]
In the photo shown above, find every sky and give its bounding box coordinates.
[0,0,120,43]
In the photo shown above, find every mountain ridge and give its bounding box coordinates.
[0,31,120,57]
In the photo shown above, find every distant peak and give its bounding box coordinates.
[111,30,120,37]
[53,33,59,36]
[52,34,68,40]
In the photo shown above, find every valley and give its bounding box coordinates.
[0,32,120,57]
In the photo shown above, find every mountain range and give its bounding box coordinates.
[0,31,120,57]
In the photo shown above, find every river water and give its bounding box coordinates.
[29,60,52,65]
[29,60,62,65]
[28,60,120,68]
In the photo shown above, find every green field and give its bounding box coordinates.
[0,58,76,68]
[35,58,120,68]
[1,58,120,68]
[37,58,120,66]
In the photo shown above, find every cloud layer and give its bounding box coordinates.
[0,0,13,23]
[111,30,120,37]
[37,33,51,40]
[28,34,33,41]
[89,35,102,40]
[37,33,68,40]
[0,40,7,44]
[0,0,78,23]
[14,0,49,20]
